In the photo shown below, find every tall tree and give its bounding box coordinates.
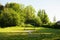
[38,9,50,24]
[42,10,50,24]
[24,5,40,26]
[37,10,42,18]
[24,5,36,20]
[5,3,25,23]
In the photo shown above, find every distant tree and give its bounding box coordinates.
[0,8,20,27]
[53,16,56,23]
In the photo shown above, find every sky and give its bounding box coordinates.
[0,0,60,22]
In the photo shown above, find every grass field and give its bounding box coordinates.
[0,26,60,40]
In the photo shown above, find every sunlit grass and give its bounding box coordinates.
[0,26,46,32]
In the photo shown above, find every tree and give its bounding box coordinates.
[24,5,36,24]
[0,4,4,10]
[5,3,25,24]
[23,5,42,26]
[37,10,42,17]
[33,17,42,26]
[25,16,42,27]
[24,5,36,20]
[38,9,50,24]
[42,10,50,24]
[0,4,4,13]
[53,16,56,23]
[0,8,20,27]
[5,3,24,13]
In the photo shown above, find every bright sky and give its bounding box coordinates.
[0,0,60,22]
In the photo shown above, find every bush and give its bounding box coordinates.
[0,8,20,27]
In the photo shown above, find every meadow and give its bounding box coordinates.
[0,1,60,40]
[0,26,60,40]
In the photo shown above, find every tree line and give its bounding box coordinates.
[0,3,55,28]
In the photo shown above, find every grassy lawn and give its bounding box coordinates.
[0,26,60,40]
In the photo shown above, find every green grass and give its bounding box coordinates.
[0,26,44,32]
[0,26,60,40]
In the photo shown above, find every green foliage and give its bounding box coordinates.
[5,3,24,13]
[0,4,4,10]
[25,17,42,27]
[38,10,42,18]
[0,2,52,27]
[5,3,25,24]
[0,4,4,13]
[0,8,20,27]
[24,5,35,20]
[24,5,41,26]
[38,9,50,24]
[33,17,42,26]
[41,10,49,24]
[44,12,50,24]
